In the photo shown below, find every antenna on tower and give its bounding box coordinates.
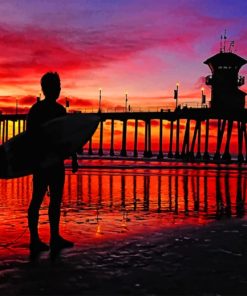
[220,34,223,53]
[223,29,227,53]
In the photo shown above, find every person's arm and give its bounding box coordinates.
[26,105,43,142]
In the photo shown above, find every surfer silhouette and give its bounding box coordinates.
[27,72,78,254]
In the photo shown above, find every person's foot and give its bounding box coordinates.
[50,236,74,252]
[29,240,50,253]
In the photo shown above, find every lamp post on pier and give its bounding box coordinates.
[174,82,179,108]
[99,88,102,112]
[125,92,128,112]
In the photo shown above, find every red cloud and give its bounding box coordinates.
[0,7,229,89]
[19,95,37,105]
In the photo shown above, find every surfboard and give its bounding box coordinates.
[0,113,100,179]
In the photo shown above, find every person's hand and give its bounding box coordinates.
[72,159,78,173]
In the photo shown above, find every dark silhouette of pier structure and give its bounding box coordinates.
[0,46,246,163]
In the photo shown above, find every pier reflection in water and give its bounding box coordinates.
[0,166,246,250]
[63,168,246,219]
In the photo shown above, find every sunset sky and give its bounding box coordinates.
[0,0,247,113]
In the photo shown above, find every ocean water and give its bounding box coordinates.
[0,160,246,256]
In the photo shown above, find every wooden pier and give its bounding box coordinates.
[1,108,247,163]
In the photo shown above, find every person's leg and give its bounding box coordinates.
[48,169,64,240]
[49,165,73,251]
[28,172,49,251]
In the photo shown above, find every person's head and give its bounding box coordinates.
[41,72,61,101]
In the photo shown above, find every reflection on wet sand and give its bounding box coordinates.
[0,169,246,219]
[0,168,246,251]
[62,169,246,220]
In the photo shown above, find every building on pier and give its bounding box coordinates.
[204,43,246,111]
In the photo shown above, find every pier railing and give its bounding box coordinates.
[79,102,209,113]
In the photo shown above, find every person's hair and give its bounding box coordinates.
[41,72,61,99]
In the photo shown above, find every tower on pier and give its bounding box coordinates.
[204,36,246,111]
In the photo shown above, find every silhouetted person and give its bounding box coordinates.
[27,72,78,254]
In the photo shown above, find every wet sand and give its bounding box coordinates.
[1,219,247,295]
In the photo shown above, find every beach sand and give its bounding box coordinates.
[1,219,247,295]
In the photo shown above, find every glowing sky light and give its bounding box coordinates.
[0,0,246,112]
